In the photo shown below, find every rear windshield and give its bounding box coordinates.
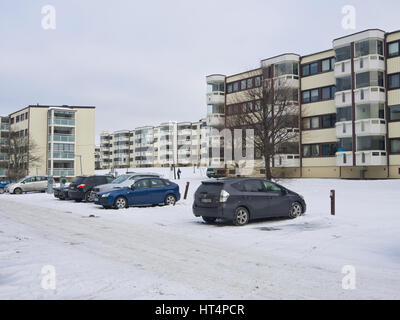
[198,182,223,194]
[71,177,86,184]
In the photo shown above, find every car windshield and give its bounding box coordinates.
[15,177,26,183]
[111,175,130,184]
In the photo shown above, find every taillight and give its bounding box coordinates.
[77,184,86,189]
[219,189,230,203]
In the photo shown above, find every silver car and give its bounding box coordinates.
[91,172,161,196]
[6,175,54,194]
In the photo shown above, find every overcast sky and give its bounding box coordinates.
[1,0,400,142]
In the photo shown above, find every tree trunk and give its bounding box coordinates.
[264,153,272,180]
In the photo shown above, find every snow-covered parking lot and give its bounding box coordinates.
[1,167,400,299]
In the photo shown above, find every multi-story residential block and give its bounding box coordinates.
[0,116,10,178]
[207,28,400,179]
[4,105,96,179]
[95,146,101,170]
[98,120,208,169]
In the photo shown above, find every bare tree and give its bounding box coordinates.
[7,131,42,180]
[226,70,300,179]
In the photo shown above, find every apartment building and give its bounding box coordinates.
[4,105,96,179]
[0,116,10,178]
[99,120,208,169]
[207,28,400,179]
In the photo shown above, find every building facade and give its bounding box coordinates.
[0,116,10,178]
[207,28,400,179]
[3,105,96,179]
[99,120,208,169]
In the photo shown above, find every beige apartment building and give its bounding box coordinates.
[5,105,96,179]
[206,28,400,179]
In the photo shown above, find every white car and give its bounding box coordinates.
[6,175,54,194]
[91,172,161,195]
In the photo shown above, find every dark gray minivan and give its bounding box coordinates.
[193,178,306,226]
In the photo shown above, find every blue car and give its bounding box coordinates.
[95,177,180,209]
[0,179,11,194]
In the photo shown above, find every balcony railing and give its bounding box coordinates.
[354,87,385,104]
[335,121,353,138]
[49,135,75,142]
[355,150,387,166]
[51,152,75,159]
[336,151,353,167]
[50,169,75,177]
[355,118,386,136]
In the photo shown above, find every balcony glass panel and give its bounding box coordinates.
[357,136,385,151]
[337,138,353,152]
[356,103,385,120]
[335,46,351,62]
[355,39,383,57]
[355,71,384,89]
[336,76,352,92]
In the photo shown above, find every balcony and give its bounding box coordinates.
[206,92,225,105]
[355,150,387,166]
[335,121,353,138]
[52,152,75,159]
[207,114,225,129]
[273,154,300,168]
[50,169,75,177]
[336,151,353,166]
[354,55,385,73]
[50,134,75,142]
[355,119,386,136]
[335,90,352,107]
[354,87,385,104]
[334,60,352,77]
[274,75,299,88]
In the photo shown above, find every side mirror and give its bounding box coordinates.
[281,188,288,195]
[130,185,135,190]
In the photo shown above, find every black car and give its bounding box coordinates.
[68,175,115,202]
[54,185,69,200]
[193,178,306,226]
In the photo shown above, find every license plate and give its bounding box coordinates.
[201,198,212,203]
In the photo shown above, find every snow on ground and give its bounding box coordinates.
[1,166,400,299]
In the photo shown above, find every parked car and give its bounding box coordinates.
[95,177,180,209]
[68,175,115,202]
[206,168,225,179]
[6,176,54,194]
[193,178,306,226]
[91,172,161,198]
[54,185,69,200]
[0,179,12,194]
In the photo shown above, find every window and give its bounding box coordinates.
[322,114,336,128]
[150,179,165,188]
[134,179,151,189]
[389,105,400,121]
[243,180,265,192]
[311,117,320,129]
[233,82,239,92]
[302,64,310,76]
[321,143,337,156]
[357,136,385,151]
[310,62,319,75]
[254,100,261,111]
[355,39,384,57]
[311,89,319,102]
[302,118,311,129]
[388,41,400,58]
[336,76,352,92]
[227,83,233,93]
[356,71,384,88]
[322,86,335,100]
[302,91,310,103]
[303,145,311,157]
[247,78,253,89]
[263,181,282,193]
[16,116,20,123]
[321,57,335,72]
[255,76,261,87]
[335,46,351,62]
[390,139,400,153]
[337,106,352,121]
[241,80,247,90]
[389,73,400,89]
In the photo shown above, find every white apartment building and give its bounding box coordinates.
[99,120,208,169]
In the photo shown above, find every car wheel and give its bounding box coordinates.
[14,188,23,195]
[289,202,302,219]
[85,192,94,202]
[114,196,127,210]
[164,194,176,206]
[202,216,217,224]
[233,207,249,226]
